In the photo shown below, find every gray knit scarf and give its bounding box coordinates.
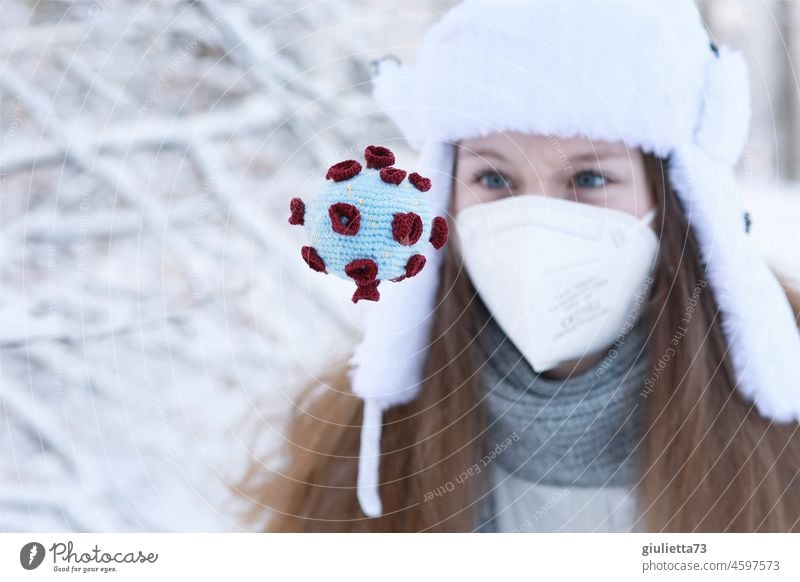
[478,312,650,489]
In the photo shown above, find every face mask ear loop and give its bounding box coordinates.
[357,398,384,518]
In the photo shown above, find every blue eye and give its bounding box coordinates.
[573,170,609,189]
[475,170,513,190]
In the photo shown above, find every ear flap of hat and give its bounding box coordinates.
[678,41,800,420]
[693,45,751,166]
[667,142,800,422]
[346,139,453,406]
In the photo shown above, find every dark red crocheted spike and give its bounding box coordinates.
[364,145,395,169]
[351,280,381,303]
[301,246,327,273]
[379,167,406,185]
[288,197,305,225]
[390,253,427,283]
[408,172,431,192]
[392,212,423,246]
[345,258,379,285]
[326,159,362,182]
[429,216,449,250]
[329,202,361,236]
[405,254,426,278]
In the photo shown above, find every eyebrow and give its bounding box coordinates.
[457,147,511,163]
[458,145,629,166]
[568,149,629,163]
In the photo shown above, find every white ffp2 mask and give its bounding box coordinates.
[453,195,659,373]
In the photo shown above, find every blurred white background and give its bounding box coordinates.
[0,0,798,532]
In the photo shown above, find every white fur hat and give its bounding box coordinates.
[348,0,800,518]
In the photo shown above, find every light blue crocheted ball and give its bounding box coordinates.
[289,145,449,303]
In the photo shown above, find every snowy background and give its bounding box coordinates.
[0,0,798,532]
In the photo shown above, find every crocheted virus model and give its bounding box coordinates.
[288,145,449,303]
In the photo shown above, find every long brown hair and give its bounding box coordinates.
[236,151,800,532]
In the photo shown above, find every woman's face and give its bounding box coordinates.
[452,131,655,219]
[451,132,658,380]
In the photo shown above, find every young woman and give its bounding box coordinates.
[238,0,800,532]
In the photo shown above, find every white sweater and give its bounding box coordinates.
[479,464,641,533]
